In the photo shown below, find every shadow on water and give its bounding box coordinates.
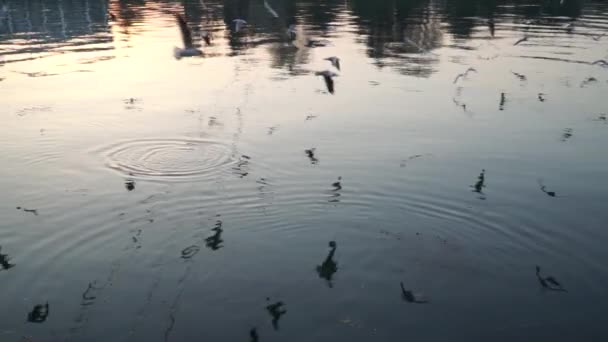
[316,241,338,288]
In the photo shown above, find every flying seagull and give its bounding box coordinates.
[174,14,202,59]
[453,67,477,84]
[233,19,247,33]
[316,70,338,94]
[264,0,279,18]
[325,56,340,70]
[591,59,608,67]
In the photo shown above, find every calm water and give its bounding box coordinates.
[1,0,608,341]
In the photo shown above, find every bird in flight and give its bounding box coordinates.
[316,71,338,94]
[233,19,247,33]
[514,36,529,46]
[325,56,340,70]
[453,67,477,84]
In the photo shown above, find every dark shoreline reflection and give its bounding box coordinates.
[0,0,590,72]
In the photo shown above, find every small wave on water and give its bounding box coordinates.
[92,138,236,181]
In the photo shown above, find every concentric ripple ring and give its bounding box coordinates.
[95,138,235,181]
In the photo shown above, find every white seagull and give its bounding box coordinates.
[233,19,247,33]
[174,14,203,59]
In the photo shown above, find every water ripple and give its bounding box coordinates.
[93,138,236,181]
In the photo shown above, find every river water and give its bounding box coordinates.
[1,0,607,341]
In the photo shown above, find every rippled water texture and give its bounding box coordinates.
[1,0,608,341]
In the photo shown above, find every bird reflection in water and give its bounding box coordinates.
[499,92,506,111]
[328,177,342,203]
[538,179,557,197]
[0,246,16,271]
[535,266,567,292]
[125,179,135,191]
[305,148,318,164]
[316,241,338,288]
[205,220,224,251]
[265,299,287,330]
[81,282,99,306]
[27,303,49,323]
[471,169,486,199]
[400,282,429,303]
[250,327,259,342]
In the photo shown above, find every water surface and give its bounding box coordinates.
[1,0,608,341]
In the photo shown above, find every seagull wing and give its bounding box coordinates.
[514,37,527,46]
[335,59,340,70]
[453,73,464,84]
[176,14,194,48]
[323,74,334,94]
